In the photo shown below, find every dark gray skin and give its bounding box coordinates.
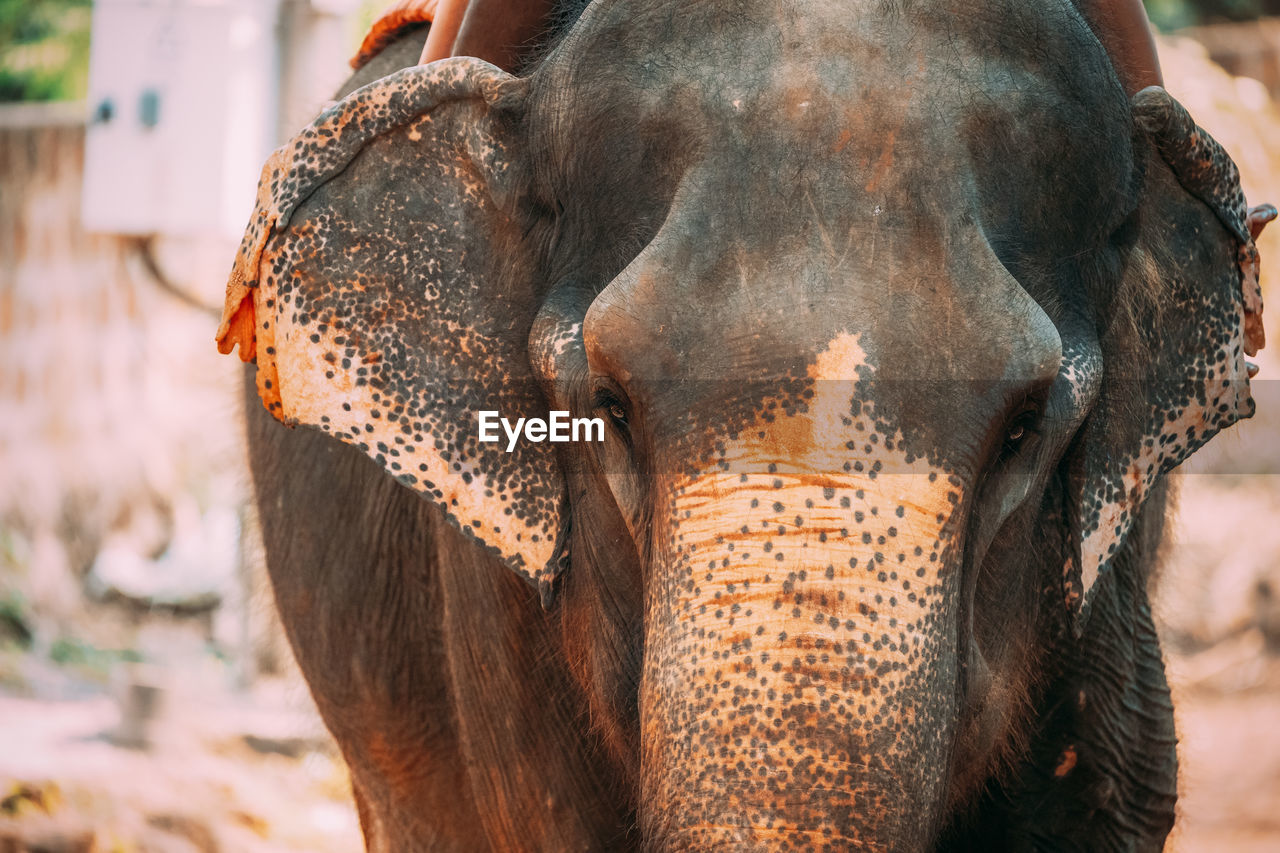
[232,1,1264,849]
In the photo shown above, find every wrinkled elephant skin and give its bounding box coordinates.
[221,0,1267,850]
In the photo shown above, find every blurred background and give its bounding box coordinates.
[0,1,1278,851]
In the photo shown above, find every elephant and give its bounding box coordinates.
[216,0,1273,849]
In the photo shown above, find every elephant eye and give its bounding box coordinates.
[593,386,630,429]
[1002,410,1040,457]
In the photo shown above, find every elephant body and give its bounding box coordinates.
[227,1,1266,849]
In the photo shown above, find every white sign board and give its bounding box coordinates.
[82,0,280,238]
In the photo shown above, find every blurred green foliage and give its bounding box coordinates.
[49,635,143,681]
[1147,0,1280,29]
[0,0,91,103]
[0,590,32,650]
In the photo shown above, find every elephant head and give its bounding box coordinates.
[218,0,1268,847]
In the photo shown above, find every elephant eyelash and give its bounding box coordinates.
[592,388,629,427]
[1002,410,1041,456]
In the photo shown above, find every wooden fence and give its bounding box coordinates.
[0,102,265,665]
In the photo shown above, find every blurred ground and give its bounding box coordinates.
[0,671,360,853]
[1156,31,1280,852]
[2,23,1280,853]
[1161,477,1280,853]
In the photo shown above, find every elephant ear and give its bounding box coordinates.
[1063,87,1274,623]
[216,59,566,593]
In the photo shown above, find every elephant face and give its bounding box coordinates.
[218,0,1265,847]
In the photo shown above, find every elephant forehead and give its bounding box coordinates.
[585,215,1062,393]
[550,0,1121,168]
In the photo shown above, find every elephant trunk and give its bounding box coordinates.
[640,452,964,850]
